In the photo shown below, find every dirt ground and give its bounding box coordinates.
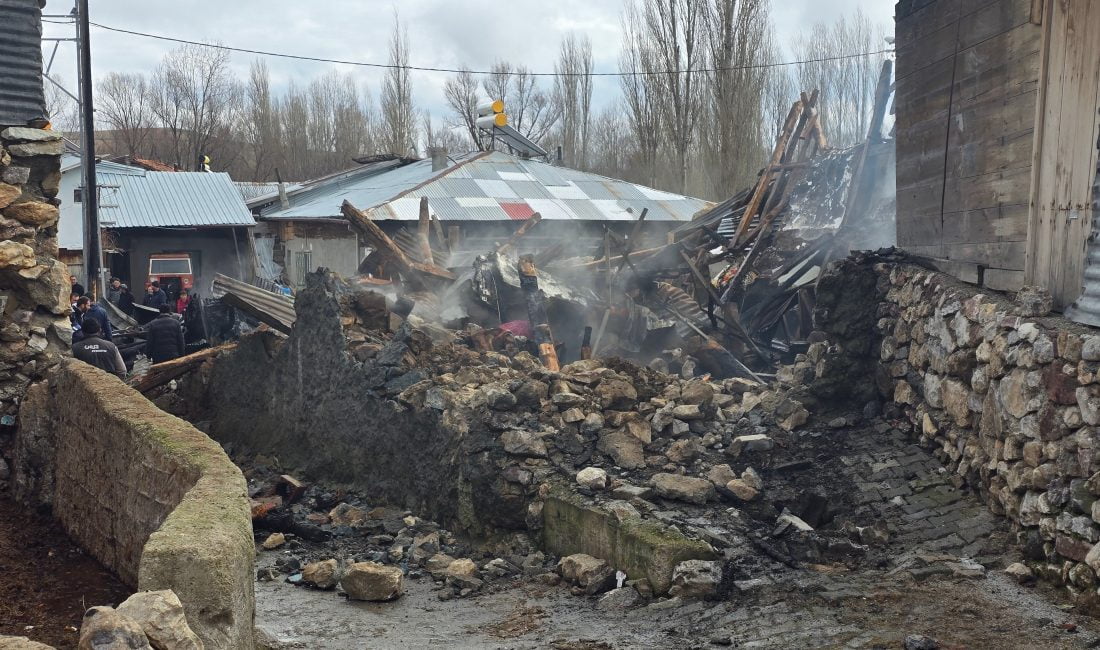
[254,563,1100,649]
[0,497,131,649]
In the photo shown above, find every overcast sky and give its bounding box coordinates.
[42,0,894,117]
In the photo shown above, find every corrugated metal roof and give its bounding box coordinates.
[96,169,256,228]
[259,150,711,223]
[0,0,47,127]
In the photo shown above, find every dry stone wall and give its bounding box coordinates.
[14,360,255,649]
[822,257,1100,596]
[0,126,72,416]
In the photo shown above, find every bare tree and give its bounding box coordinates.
[243,61,280,181]
[277,82,311,180]
[792,8,886,147]
[379,14,417,156]
[43,74,79,135]
[620,4,662,187]
[444,68,483,151]
[148,44,241,170]
[588,104,630,179]
[642,0,705,193]
[97,72,154,157]
[553,34,594,168]
[698,0,774,196]
[421,110,467,154]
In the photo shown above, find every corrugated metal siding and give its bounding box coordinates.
[1064,153,1100,327]
[0,0,47,127]
[97,170,255,228]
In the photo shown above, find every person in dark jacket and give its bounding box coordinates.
[69,274,85,299]
[143,281,168,309]
[117,284,135,315]
[75,296,113,341]
[71,319,126,378]
[106,277,123,304]
[145,304,185,363]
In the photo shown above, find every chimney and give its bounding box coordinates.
[555,145,563,166]
[430,147,448,172]
[277,181,289,209]
[275,167,289,209]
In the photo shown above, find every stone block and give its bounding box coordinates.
[542,493,716,594]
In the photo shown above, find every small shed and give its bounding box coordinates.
[58,157,256,299]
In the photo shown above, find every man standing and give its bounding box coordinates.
[71,319,126,379]
[106,277,123,304]
[145,304,185,363]
[69,274,85,299]
[143,281,168,309]
[75,296,113,341]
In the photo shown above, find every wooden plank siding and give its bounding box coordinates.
[1025,0,1100,308]
[895,0,1042,289]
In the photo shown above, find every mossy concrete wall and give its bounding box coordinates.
[14,360,254,649]
[542,491,717,594]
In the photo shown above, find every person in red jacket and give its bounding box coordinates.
[176,288,191,315]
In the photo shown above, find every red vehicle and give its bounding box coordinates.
[147,253,193,303]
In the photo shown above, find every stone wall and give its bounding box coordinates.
[192,273,532,537]
[819,257,1100,597]
[0,126,71,415]
[14,360,254,649]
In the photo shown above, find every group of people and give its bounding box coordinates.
[68,275,188,378]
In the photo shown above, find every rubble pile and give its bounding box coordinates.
[172,268,911,612]
[244,459,552,603]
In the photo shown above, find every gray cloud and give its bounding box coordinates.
[42,0,893,117]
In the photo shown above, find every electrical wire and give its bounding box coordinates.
[72,20,892,77]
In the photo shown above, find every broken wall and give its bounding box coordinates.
[197,273,532,535]
[817,255,1100,594]
[14,360,255,649]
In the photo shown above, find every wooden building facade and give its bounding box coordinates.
[895,0,1100,309]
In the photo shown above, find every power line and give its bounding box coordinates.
[72,20,891,77]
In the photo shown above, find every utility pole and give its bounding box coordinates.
[76,0,99,297]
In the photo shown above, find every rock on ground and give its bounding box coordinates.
[595,587,641,611]
[78,606,152,650]
[576,467,608,490]
[668,560,722,600]
[340,562,404,601]
[651,473,714,505]
[116,590,203,650]
[557,554,615,595]
[261,533,285,550]
[0,637,55,649]
[301,559,340,589]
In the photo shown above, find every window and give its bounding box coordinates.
[149,257,192,275]
[295,251,312,287]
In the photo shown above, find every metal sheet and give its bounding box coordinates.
[95,169,255,228]
[261,149,710,224]
[0,0,46,126]
[1065,155,1100,327]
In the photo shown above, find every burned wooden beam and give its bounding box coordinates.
[341,200,455,282]
[496,212,543,256]
[131,343,237,393]
[518,256,560,371]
